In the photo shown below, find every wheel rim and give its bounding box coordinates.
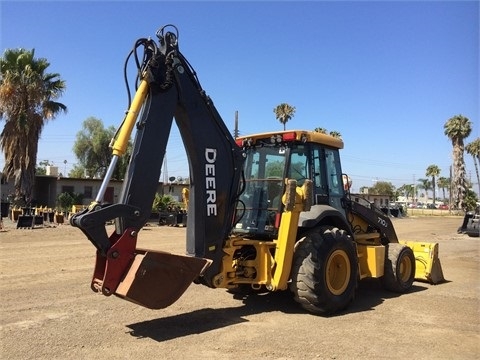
[326,249,351,295]
[398,254,413,283]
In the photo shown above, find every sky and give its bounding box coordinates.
[1,0,479,194]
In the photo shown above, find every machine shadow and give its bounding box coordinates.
[127,280,429,342]
[127,291,301,342]
[345,279,428,314]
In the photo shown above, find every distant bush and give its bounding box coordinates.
[56,192,83,212]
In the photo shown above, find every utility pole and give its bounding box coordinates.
[233,111,239,138]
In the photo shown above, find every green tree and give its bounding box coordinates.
[68,164,86,178]
[0,49,67,206]
[437,176,450,203]
[444,114,472,211]
[465,138,480,196]
[369,181,395,199]
[36,159,54,176]
[464,189,479,212]
[266,160,284,178]
[426,164,441,204]
[56,191,83,213]
[152,193,175,212]
[73,117,131,179]
[273,103,296,131]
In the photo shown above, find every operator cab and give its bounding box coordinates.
[233,130,347,239]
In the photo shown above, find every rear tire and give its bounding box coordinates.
[289,226,358,315]
[381,243,415,293]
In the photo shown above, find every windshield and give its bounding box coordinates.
[234,146,286,238]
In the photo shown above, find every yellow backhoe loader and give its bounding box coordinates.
[71,25,444,316]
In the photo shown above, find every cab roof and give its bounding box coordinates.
[237,130,344,149]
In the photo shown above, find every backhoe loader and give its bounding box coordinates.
[71,25,444,315]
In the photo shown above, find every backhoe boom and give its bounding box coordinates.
[71,26,244,306]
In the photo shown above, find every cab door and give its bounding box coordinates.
[324,148,345,214]
[310,145,345,214]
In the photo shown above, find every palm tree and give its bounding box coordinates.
[437,176,450,203]
[0,49,67,206]
[313,128,342,139]
[425,164,441,205]
[398,184,415,202]
[273,103,296,130]
[314,127,327,134]
[329,131,342,139]
[417,178,432,203]
[444,115,472,211]
[465,138,480,196]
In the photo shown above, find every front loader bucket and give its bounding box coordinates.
[400,241,445,284]
[114,249,212,309]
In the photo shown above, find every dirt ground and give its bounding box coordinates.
[0,215,479,360]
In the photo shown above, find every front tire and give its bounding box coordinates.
[289,226,358,315]
[381,243,415,293]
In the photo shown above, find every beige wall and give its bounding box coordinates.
[1,174,188,209]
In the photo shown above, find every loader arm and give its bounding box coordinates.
[342,196,445,284]
[71,26,245,306]
[343,196,398,243]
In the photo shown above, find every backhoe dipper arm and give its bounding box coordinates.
[71,26,245,287]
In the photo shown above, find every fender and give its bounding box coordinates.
[298,204,353,237]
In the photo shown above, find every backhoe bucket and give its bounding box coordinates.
[114,249,212,309]
[400,241,445,284]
